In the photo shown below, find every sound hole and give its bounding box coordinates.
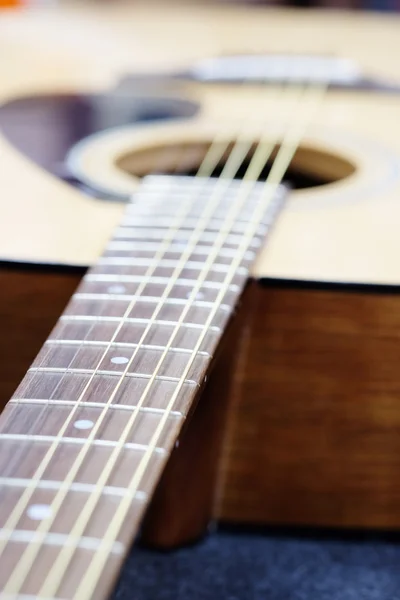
[0,93,198,183]
[116,140,356,190]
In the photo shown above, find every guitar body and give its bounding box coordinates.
[2,1,400,547]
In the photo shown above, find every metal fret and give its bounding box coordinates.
[9,399,184,417]
[0,174,285,600]
[0,433,167,455]
[121,216,258,228]
[106,241,256,260]
[26,368,198,385]
[117,221,266,234]
[0,530,125,555]
[84,274,242,290]
[0,595,64,600]
[59,315,222,331]
[72,294,230,312]
[0,478,148,500]
[114,228,263,246]
[45,338,212,357]
[125,194,263,208]
[97,258,248,274]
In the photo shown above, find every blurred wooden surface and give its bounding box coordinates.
[0,266,81,409]
[217,281,400,529]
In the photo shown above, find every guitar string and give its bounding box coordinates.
[1,83,290,592]
[0,118,228,482]
[4,83,314,596]
[3,80,265,461]
[0,116,235,564]
[1,145,190,480]
[35,83,325,600]
[0,118,205,482]
[71,81,327,600]
[3,78,310,596]
[0,180,198,494]
[4,84,288,593]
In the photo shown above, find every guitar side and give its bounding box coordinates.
[2,268,400,538]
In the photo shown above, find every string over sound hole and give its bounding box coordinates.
[116,140,355,191]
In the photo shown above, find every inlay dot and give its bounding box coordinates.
[107,284,126,294]
[74,419,94,430]
[111,356,129,365]
[187,291,204,300]
[27,504,52,521]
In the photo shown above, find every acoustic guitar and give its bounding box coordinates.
[1,2,400,598]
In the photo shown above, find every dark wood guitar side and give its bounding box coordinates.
[2,263,400,543]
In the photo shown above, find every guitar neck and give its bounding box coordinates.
[0,175,284,600]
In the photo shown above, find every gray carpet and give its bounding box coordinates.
[114,528,400,599]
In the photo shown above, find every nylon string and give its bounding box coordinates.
[2,81,325,597]
[1,82,290,592]
[71,82,327,600]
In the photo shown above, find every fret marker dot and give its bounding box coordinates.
[111,356,129,365]
[187,291,204,300]
[108,285,126,294]
[27,504,52,521]
[74,419,94,430]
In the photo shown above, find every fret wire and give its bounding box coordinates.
[14,187,270,597]
[125,200,264,212]
[8,259,156,457]
[0,478,148,500]
[34,180,283,598]
[3,79,290,583]
[0,174,223,571]
[113,228,263,245]
[0,433,167,455]
[59,316,222,330]
[84,274,242,289]
[126,190,264,203]
[1,595,64,600]
[79,205,276,587]
[97,258,249,273]
[125,192,259,205]
[0,530,124,555]
[26,367,198,385]
[10,399,184,417]
[106,241,256,260]
[72,294,231,312]
[74,86,325,600]
[1,174,268,592]
[121,216,256,227]
[12,81,302,597]
[45,339,212,357]
[115,225,258,235]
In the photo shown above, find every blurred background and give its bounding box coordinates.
[0,0,397,14]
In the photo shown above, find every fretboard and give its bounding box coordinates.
[0,175,285,600]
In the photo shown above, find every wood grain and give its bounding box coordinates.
[0,265,81,410]
[140,284,254,549]
[4,270,400,542]
[217,280,400,529]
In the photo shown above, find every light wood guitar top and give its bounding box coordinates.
[2,1,400,284]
